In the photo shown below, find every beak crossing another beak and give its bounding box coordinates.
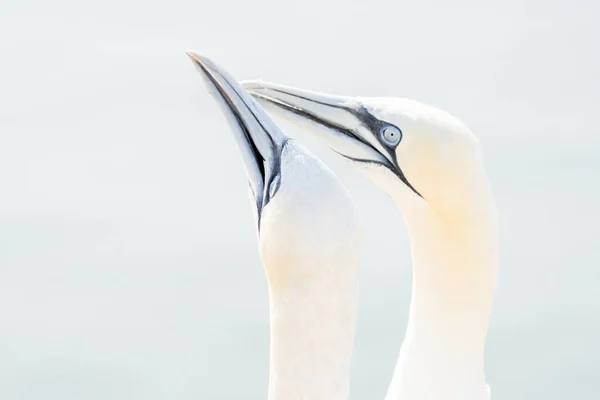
[240,80,421,197]
[187,52,421,199]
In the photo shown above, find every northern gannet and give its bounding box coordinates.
[187,53,362,400]
[242,81,498,400]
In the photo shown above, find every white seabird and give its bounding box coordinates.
[187,53,363,400]
[243,80,498,400]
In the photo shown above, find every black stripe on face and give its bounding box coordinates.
[350,106,422,198]
[254,90,422,198]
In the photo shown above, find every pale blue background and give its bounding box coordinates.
[1,0,598,398]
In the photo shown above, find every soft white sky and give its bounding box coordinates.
[0,0,599,399]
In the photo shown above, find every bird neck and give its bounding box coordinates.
[265,261,358,400]
[387,198,498,400]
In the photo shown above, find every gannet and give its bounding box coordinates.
[242,81,498,400]
[187,53,362,400]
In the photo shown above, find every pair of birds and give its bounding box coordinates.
[187,52,498,400]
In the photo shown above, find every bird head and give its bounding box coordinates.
[242,81,493,215]
[187,54,361,278]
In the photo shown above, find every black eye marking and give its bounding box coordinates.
[348,105,421,198]
[349,104,403,164]
[252,93,420,198]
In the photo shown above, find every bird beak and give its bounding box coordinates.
[186,52,286,215]
[240,80,388,163]
[242,80,422,197]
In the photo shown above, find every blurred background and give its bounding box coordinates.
[1,0,598,398]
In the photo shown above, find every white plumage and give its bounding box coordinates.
[188,53,362,400]
[244,80,498,400]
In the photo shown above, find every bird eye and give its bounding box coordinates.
[380,126,402,146]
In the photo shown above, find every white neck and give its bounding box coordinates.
[266,262,358,400]
[385,196,498,400]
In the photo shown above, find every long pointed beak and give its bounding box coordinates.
[240,80,389,163]
[242,80,422,197]
[187,52,286,215]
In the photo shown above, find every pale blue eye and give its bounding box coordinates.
[380,126,402,146]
